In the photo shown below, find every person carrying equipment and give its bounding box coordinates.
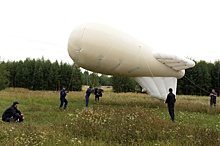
[94,87,103,101]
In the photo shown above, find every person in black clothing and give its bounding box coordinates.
[94,87,103,101]
[2,101,24,123]
[165,88,176,122]
[60,86,68,109]
[210,89,217,107]
[85,86,93,107]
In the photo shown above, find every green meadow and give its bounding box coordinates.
[0,88,220,146]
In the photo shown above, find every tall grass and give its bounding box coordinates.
[0,89,220,145]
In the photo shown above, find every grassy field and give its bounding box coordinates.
[0,88,220,146]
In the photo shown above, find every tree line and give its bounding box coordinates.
[0,58,220,95]
[177,60,220,96]
[1,58,82,91]
[111,60,220,95]
[0,57,113,91]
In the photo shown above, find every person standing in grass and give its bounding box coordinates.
[2,101,24,122]
[94,87,103,101]
[210,89,217,107]
[59,86,68,110]
[85,86,93,107]
[165,88,176,122]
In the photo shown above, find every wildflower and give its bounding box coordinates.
[68,114,73,116]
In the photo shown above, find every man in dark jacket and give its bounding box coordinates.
[60,86,68,109]
[165,88,176,122]
[210,89,217,107]
[2,101,24,122]
[94,87,103,101]
[85,86,93,107]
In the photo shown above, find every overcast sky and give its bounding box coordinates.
[1,0,220,64]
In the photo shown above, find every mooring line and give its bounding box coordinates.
[184,75,209,94]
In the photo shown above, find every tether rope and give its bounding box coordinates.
[67,63,76,92]
[184,75,209,94]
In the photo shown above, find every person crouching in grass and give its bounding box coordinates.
[2,101,24,123]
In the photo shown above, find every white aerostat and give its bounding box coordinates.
[68,23,195,100]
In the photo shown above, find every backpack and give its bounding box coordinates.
[97,89,102,97]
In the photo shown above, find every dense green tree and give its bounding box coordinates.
[0,62,10,90]
[5,61,16,88]
[111,76,137,93]
[211,61,220,93]
[58,61,69,89]
[22,58,34,89]
[82,71,90,85]
[32,59,44,90]
[14,61,26,88]
[41,59,52,90]
[177,60,198,95]
[48,60,60,90]
[194,61,211,95]
[70,66,82,91]
[99,74,112,86]
[89,73,99,87]
[178,60,211,95]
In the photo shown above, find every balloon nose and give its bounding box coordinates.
[68,26,86,66]
[177,70,185,79]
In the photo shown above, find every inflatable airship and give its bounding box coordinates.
[68,23,195,100]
